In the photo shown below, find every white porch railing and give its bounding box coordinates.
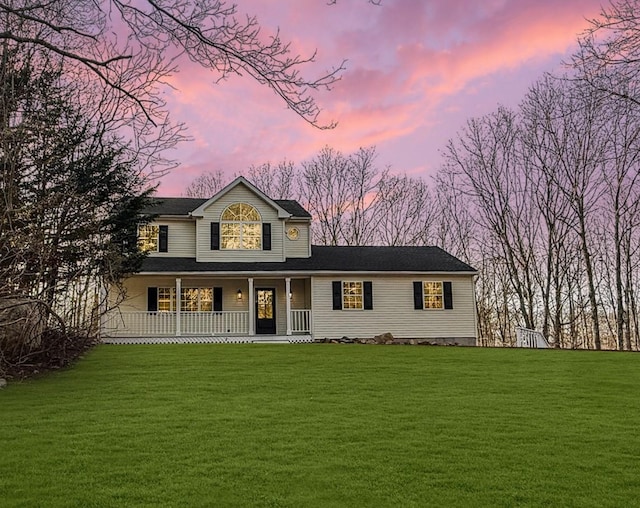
[103,310,313,337]
[103,311,249,337]
[291,309,311,333]
[515,327,550,349]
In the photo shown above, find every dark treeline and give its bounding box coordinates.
[185,0,640,350]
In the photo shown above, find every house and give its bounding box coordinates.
[103,177,478,344]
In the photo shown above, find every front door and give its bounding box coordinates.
[256,288,276,334]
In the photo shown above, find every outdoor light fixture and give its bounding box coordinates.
[289,292,293,300]
[237,289,243,300]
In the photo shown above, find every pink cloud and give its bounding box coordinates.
[154,0,604,196]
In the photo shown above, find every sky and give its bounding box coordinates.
[157,0,605,195]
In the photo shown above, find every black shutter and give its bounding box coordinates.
[158,225,168,252]
[147,287,158,312]
[443,281,453,309]
[263,223,271,251]
[363,281,373,310]
[413,281,423,310]
[211,222,220,250]
[332,281,342,310]
[213,287,223,312]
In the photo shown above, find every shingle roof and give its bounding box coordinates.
[142,197,311,218]
[274,200,312,218]
[140,246,476,273]
[142,198,206,216]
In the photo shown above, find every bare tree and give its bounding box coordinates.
[441,106,538,331]
[298,146,384,245]
[184,170,228,198]
[0,0,344,130]
[374,174,434,246]
[247,161,297,200]
[299,146,352,245]
[572,0,640,107]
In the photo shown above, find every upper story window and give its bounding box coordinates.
[138,224,159,252]
[221,203,262,250]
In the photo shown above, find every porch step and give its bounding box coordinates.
[102,335,314,345]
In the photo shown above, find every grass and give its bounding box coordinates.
[1,345,640,507]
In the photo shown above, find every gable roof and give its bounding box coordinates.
[191,177,291,219]
[142,197,311,219]
[140,245,476,274]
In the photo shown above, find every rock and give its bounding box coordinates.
[0,379,7,389]
[374,332,394,344]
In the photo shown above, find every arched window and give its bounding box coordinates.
[221,203,262,249]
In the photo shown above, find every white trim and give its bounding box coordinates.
[137,270,478,277]
[421,280,445,310]
[341,280,364,310]
[248,278,255,335]
[285,277,292,335]
[175,278,182,336]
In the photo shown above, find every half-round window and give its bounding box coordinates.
[221,203,262,249]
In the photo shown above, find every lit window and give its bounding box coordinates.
[423,281,444,309]
[158,287,176,312]
[342,281,363,310]
[138,224,159,252]
[180,288,213,312]
[157,287,214,312]
[221,203,262,250]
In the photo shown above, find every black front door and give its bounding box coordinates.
[256,288,276,334]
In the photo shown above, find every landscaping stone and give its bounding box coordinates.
[0,378,7,389]
[373,332,394,344]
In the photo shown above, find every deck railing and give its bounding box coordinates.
[291,309,311,333]
[515,327,550,348]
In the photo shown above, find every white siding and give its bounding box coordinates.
[311,275,476,339]
[195,185,285,262]
[284,221,311,258]
[145,219,196,258]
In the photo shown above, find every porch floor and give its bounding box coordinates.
[101,335,315,345]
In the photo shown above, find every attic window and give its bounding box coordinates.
[221,203,262,250]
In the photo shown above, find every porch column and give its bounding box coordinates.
[248,278,254,335]
[285,277,292,336]
[175,277,181,336]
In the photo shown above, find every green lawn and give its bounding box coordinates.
[1,345,639,507]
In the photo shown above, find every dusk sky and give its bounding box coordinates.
[157,0,605,195]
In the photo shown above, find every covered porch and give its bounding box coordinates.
[102,275,312,338]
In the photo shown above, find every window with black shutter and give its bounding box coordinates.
[413,281,423,310]
[147,287,158,312]
[213,287,223,311]
[211,222,220,250]
[263,223,271,251]
[158,225,168,252]
[443,281,453,309]
[363,281,373,310]
[332,281,342,310]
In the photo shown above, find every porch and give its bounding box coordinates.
[103,275,313,338]
[102,309,312,338]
